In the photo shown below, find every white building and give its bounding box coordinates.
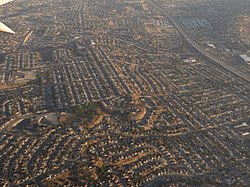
[239,54,250,64]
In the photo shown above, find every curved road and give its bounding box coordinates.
[147,0,250,83]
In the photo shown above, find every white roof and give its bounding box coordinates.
[239,55,250,62]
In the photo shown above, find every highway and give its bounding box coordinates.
[147,0,250,83]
